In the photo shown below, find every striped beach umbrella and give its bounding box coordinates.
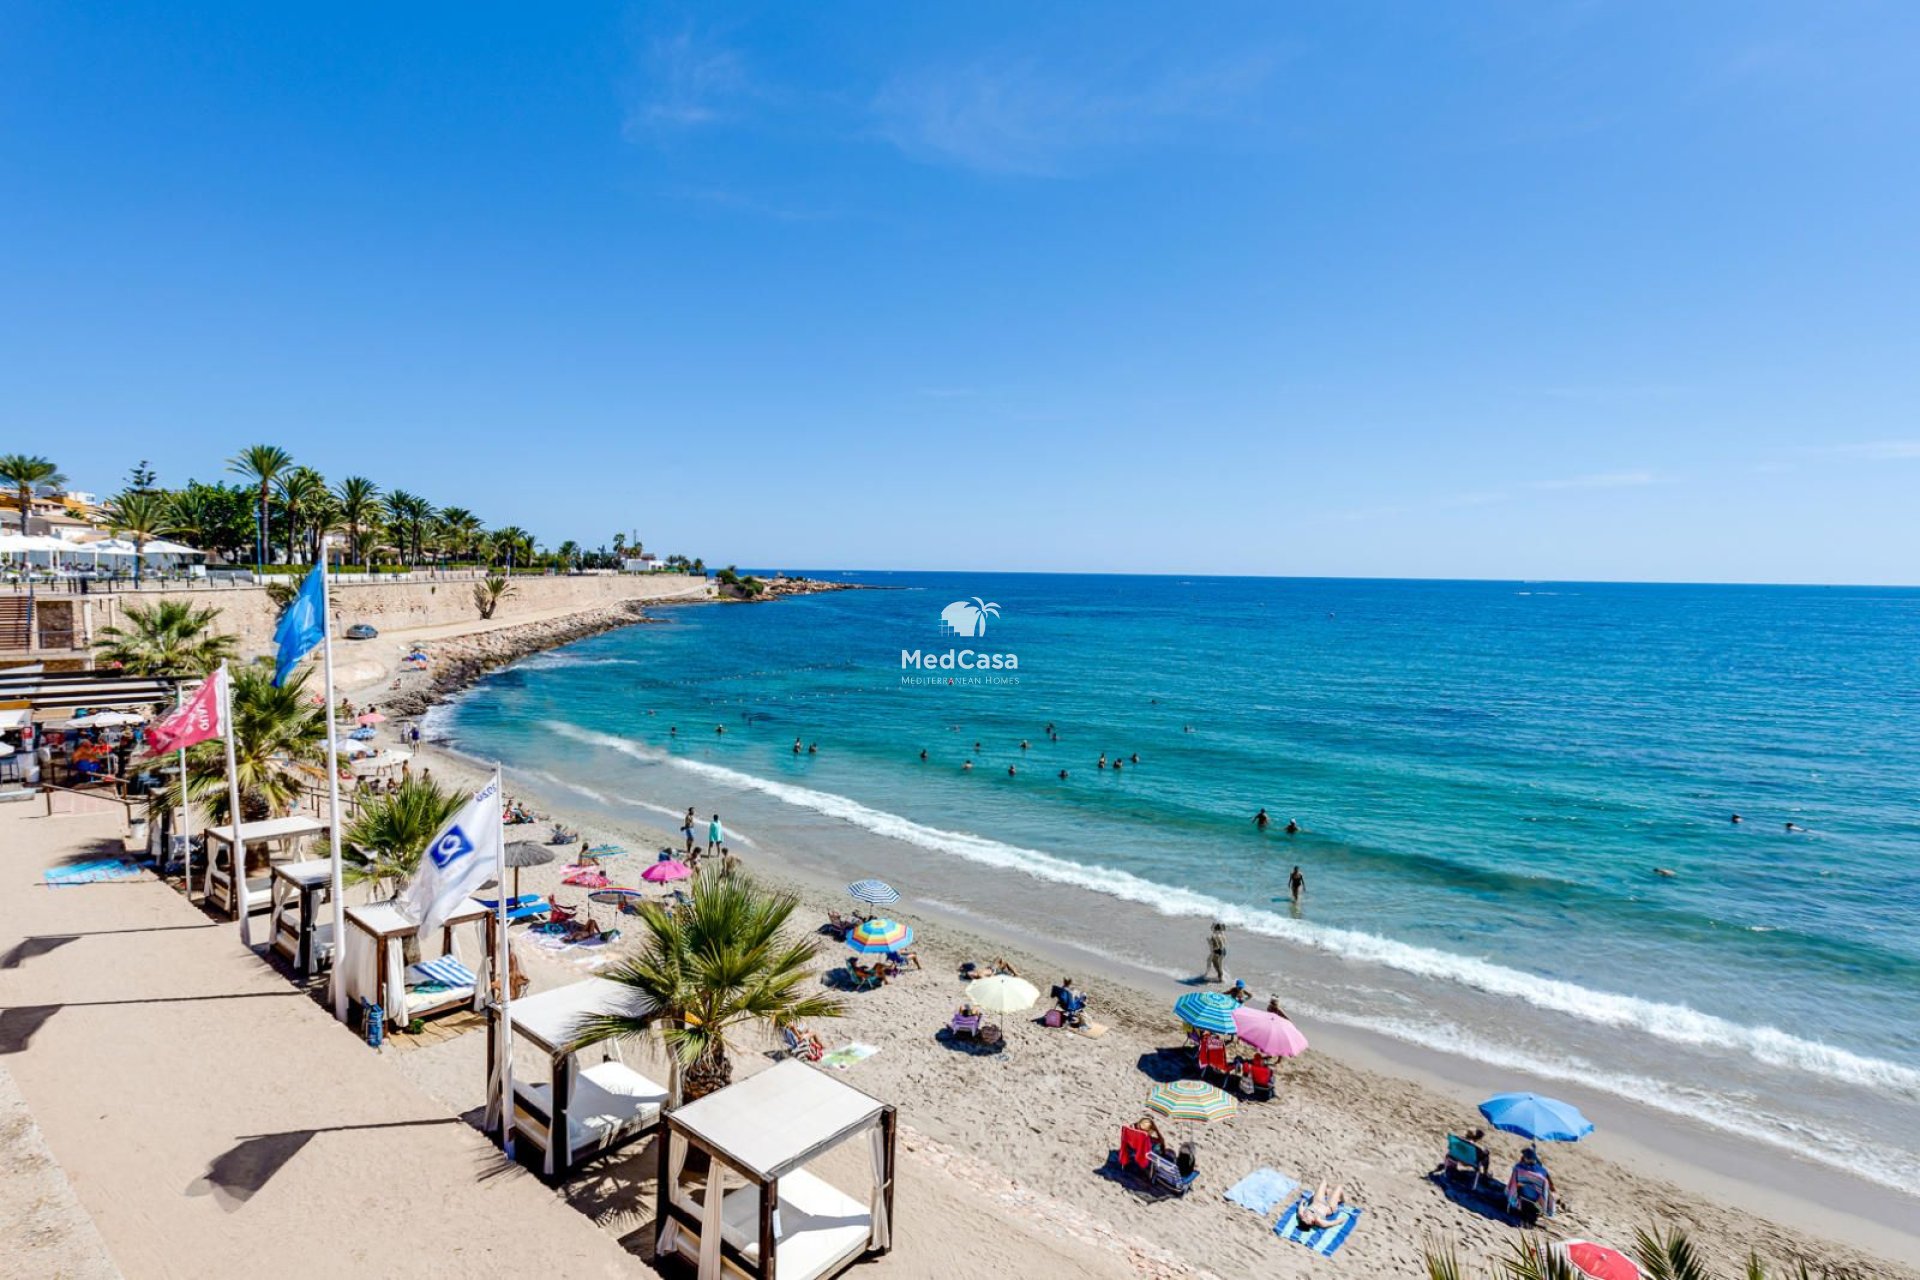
[846,879,899,907]
[847,918,913,954]
[1145,1079,1238,1124]
[1173,991,1240,1036]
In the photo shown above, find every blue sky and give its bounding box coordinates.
[4,3,1918,582]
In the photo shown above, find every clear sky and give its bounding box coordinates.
[4,3,1918,583]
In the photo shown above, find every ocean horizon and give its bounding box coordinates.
[433,571,1920,1197]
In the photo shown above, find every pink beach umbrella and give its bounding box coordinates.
[641,859,693,884]
[1558,1241,1640,1280]
[356,711,386,725]
[1231,1009,1309,1058]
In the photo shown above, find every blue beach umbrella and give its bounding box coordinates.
[1173,991,1240,1036]
[846,879,900,908]
[1478,1092,1595,1142]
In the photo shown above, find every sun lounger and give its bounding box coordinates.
[1238,1058,1275,1101]
[846,965,883,992]
[474,895,552,923]
[1196,1037,1230,1083]
[949,1009,982,1040]
[1507,1168,1555,1223]
[1144,1150,1199,1197]
[1439,1134,1490,1189]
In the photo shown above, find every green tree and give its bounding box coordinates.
[167,481,256,563]
[0,454,64,534]
[126,460,158,494]
[437,506,482,562]
[571,873,845,1103]
[227,444,293,572]
[343,777,464,898]
[555,539,579,570]
[274,466,328,565]
[106,489,175,576]
[1422,1226,1864,1280]
[185,662,325,823]
[334,476,381,568]
[473,572,515,620]
[95,600,236,676]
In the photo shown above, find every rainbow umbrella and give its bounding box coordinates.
[1173,991,1240,1036]
[1145,1079,1237,1124]
[641,859,692,883]
[847,918,913,954]
[1231,1009,1309,1057]
[1558,1241,1640,1280]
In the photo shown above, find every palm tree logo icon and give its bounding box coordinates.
[939,597,1001,638]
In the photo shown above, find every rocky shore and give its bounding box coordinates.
[375,599,664,716]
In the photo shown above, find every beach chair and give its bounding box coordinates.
[1507,1168,1555,1224]
[1237,1057,1274,1101]
[781,1025,823,1062]
[475,895,551,924]
[1144,1150,1199,1197]
[1196,1036,1230,1083]
[949,1008,983,1040]
[1439,1134,1489,1189]
[846,964,883,992]
[1117,1125,1154,1172]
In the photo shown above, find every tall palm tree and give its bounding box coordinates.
[95,600,236,676]
[437,506,482,562]
[343,777,464,898]
[572,873,845,1103]
[334,476,381,568]
[491,525,532,570]
[0,453,64,534]
[473,572,515,620]
[275,466,328,565]
[227,444,293,573]
[106,490,175,577]
[556,540,580,570]
[185,662,325,823]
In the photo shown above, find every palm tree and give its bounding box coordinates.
[334,476,381,568]
[343,777,464,898]
[491,525,532,571]
[227,444,293,573]
[556,540,580,570]
[571,873,845,1103]
[274,466,328,564]
[0,453,64,534]
[95,600,236,676]
[1422,1226,1864,1280]
[185,662,325,823]
[106,490,175,577]
[437,506,482,562]
[473,572,515,620]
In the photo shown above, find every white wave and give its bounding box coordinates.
[512,653,643,673]
[540,721,1920,1100]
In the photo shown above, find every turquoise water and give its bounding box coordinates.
[440,573,1920,1193]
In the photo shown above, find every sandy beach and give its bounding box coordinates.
[310,607,1918,1280]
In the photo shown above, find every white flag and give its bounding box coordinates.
[399,774,502,937]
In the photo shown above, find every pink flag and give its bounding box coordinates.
[146,669,225,756]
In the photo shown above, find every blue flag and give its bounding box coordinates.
[271,562,327,686]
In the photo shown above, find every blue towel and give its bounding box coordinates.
[1274,1195,1363,1256]
[411,955,476,988]
[1224,1168,1298,1216]
[44,859,142,886]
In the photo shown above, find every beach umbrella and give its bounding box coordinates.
[356,711,386,725]
[847,919,913,954]
[846,878,899,908]
[67,710,146,728]
[562,866,611,889]
[965,974,1040,1016]
[1556,1241,1639,1280]
[1478,1092,1594,1142]
[1231,1008,1309,1058]
[504,840,555,897]
[642,859,692,884]
[587,887,647,916]
[1173,991,1240,1036]
[1145,1079,1238,1125]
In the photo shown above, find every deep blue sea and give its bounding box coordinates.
[439,573,1920,1194]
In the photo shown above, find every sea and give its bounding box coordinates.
[434,572,1920,1196]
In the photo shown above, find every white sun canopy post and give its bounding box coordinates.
[340,897,492,1029]
[655,1059,896,1280]
[487,976,665,1179]
[268,859,335,978]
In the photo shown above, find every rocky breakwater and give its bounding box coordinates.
[381,601,660,717]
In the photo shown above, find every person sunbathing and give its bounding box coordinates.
[1296,1183,1347,1230]
[888,947,923,970]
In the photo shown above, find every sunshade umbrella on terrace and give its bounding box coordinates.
[847,919,913,955]
[1557,1241,1640,1280]
[642,859,692,884]
[965,974,1040,1017]
[504,840,555,898]
[1231,1008,1309,1058]
[1145,1079,1238,1125]
[1478,1092,1595,1143]
[67,710,146,728]
[846,879,899,910]
[1173,990,1240,1036]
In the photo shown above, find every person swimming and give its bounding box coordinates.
[1059,769,1069,780]
[1007,764,1017,776]
[962,760,973,771]
[1097,754,1108,769]
[1130,753,1140,764]
[1254,808,1271,831]
[1285,818,1300,834]
[919,749,928,761]
[1020,739,1030,751]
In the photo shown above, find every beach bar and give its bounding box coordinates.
[268,858,334,978]
[655,1059,896,1280]
[340,897,491,1028]
[487,976,667,1177]
[202,815,328,920]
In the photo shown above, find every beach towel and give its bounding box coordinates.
[1224,1168,1298,1217]
[1070,1021,1109,1038]
[44,859,143,886]
[820,1043,878,1070]
[1274,1195,1363,1256]
[409,955,476,988]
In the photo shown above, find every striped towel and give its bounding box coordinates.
[1273,1195,1363,1256]
[410,955,476,988]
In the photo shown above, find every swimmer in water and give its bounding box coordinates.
[1285,819,1300,834]
[1289,864,1306,905]
[715,724,725,735]
[808,742,818,754]
[1130,753,1140,764]
[1785,821,1802,832]
[793,739,803,754]
[1254,808,1271,831]
[919,749,928,761]
[1020,740,1030,751]
[962,760,973,771]
[1730,813,1742,823]
[1112,759,1123,772]
[1059,769,1069,780]
[1097,754,1108,769]
[1007,764,1017,776]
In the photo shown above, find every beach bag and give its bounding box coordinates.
[1043,1009,1064,1028]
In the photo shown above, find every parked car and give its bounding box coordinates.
[343,623,378,640]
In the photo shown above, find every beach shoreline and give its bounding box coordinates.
[339,599,1920,1279]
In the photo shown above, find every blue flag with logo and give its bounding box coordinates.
[271,562,327,686]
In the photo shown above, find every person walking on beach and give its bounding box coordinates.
[1289,865,1306,906]
[1205,922,1228,982]
[681,808,696,854]
[707,814,724,854]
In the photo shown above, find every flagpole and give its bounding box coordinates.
[318,538,349,1022]
[219,660,249,946]
[176,680,191,886]
[494,762,516,1159]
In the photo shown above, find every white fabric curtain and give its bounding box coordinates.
[868,1123,891,1249]
[697,1162,727,1280]
[341,921,376,1012]
[382,935,408,1024]
[450,918,487,1012]
[656,1132,689,1257]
